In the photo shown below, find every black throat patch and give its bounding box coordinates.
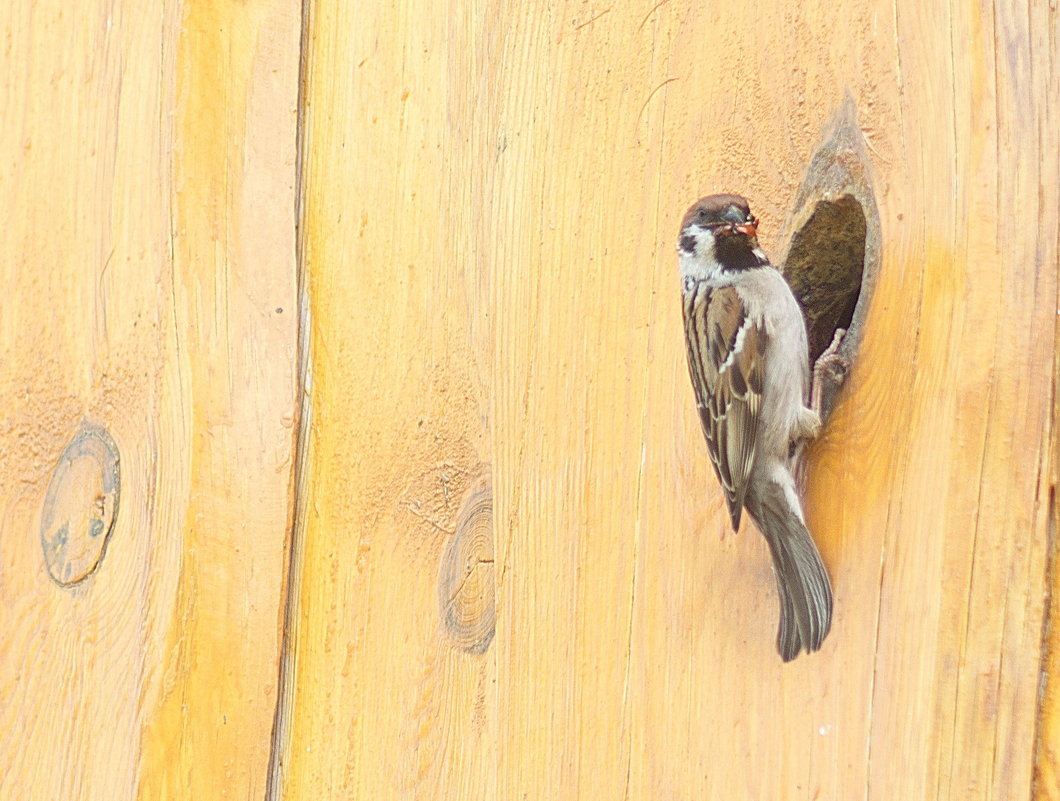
[714,234,768,271]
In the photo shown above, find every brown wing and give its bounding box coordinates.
[682,282,766,531]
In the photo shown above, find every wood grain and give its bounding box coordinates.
[0,1,301,798]
[2,0,1057,799]
[282,0,1058,799]
[268,1,499,796]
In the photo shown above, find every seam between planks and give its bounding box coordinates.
[265,0,315,797]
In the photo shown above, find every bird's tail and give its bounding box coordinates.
[745,473,832,661]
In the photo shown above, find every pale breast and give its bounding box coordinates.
[733,269,811,458]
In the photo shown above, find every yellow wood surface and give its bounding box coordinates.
[1,0,1058,799]
[0,1,301,798]
[282,0,1059,799]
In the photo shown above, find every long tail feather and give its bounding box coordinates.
[745,474,832,661]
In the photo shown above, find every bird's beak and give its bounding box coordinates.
[734,221,757,237]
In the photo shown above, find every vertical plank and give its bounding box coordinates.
[0,1,302,798]
[1031,1,1060,795]
[274,0,497,797]
[284,0,1058,797]
[1039,336,1060,799]
[486,9,673,799]
[0,4,176,797]
[137,3,302,799]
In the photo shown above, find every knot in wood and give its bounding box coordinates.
[437,476,495,653]
[40,420,120,587]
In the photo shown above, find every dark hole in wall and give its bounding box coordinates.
[783,195,867,365]
[778,95,880,422]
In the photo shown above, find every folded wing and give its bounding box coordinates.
[682,283,766,531]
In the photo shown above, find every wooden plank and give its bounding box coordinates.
[1039,348,1060,799]
[269,0,500,796]
[286,0,1057,798]
[2,0,1054,797]
[0,1,302,798]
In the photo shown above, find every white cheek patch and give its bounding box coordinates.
[678,229,724,282]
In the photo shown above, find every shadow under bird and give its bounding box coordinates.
[677,193,835,661]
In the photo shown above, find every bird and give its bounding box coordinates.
[677,193,833,661]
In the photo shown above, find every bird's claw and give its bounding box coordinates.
[810,328,849,419]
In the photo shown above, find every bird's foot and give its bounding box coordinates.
[811,328,850,419]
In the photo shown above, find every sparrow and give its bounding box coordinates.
[677,193,833,661]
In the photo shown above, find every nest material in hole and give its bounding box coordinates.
[783,195,867,364]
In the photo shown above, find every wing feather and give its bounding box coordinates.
[683,283,766,531]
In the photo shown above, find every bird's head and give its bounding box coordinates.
[677,193,767,274]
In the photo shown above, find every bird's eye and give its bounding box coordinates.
[697,208,707,218]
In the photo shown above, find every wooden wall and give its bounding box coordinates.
[1,0,1056,799]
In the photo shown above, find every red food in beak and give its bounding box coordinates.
[734,221,757,237]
